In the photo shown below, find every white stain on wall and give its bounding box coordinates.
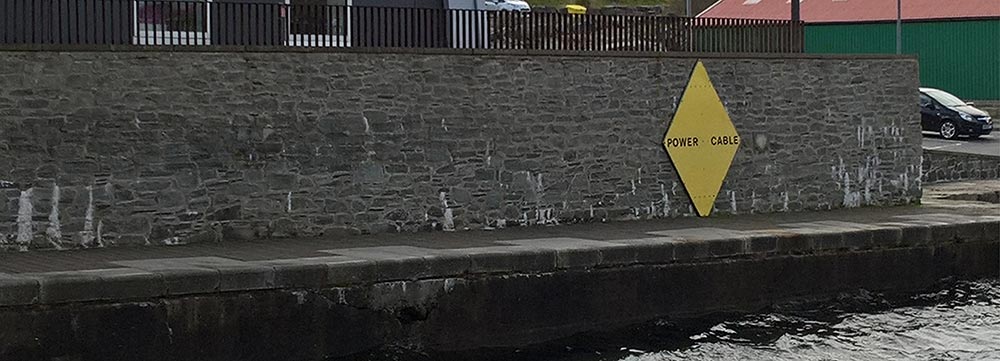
[16,188,34,251]
[439,191,454,231]
[82,186,94,246]
[660,184,670,217]
[46,185,63,249]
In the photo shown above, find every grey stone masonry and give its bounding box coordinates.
[0,50,922,249]
[923,149,1000,184]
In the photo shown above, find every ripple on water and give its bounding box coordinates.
[623,280,1000,361]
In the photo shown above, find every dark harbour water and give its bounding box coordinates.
[344,279,1000,361]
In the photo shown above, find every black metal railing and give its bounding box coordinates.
[0,0,805,53]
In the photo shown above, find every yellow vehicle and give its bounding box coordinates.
[565,4,587,14]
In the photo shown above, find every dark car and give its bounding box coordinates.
[920,87,993,139]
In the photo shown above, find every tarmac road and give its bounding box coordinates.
[922,132,1000,157]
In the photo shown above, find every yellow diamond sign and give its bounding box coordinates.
[663,60,740,217]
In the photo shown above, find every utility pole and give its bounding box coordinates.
[896,0,902,54]
[791,0,800,51]
[686,0,692,17]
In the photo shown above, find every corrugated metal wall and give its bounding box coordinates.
[805,19,1000,100]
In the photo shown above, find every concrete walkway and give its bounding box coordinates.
[1,181,998,307]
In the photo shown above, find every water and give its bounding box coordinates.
[620,279,1000,361]
[345,279,1000,361]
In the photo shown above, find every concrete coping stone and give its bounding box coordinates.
[20,268,165,305]
[1,218,996,306]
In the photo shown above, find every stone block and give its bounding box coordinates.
[112,258,222,295]
[270,263,330,289]
[458,246,557,274]
[892,222,933,247]
[496,238,624,269]
[747,232,778,254]
[0,273,39,306]
[32,268,165,304]
[673,240,710,261]
[326,259,378,286]
[198,265,274,292]
[779,223,846,251]
[707,238,748,258]
[115,256,270,292]
[158,268,221,295]
[773,231,812,254]
[602,237,677,266]
[953,221,990,243]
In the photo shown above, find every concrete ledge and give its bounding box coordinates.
[2,217,996,307]
[1,239,994,361]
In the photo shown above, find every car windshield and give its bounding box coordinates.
[925,89,966,107]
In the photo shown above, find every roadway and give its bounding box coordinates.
[922,132,1000,157]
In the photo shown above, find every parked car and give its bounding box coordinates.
[484,0,531,12]
[919,87,993,139]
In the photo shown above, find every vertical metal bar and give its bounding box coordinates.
[718,19,729,53]
[704,17,710,52]
[738,18,744,52]
[54,0,63,44]
[731,18,736,52]
[73,0,79,44]
[900,0,908,54]
[2,0,8,43]
[241,1,246,46]
[565,12,570,51]
[186,1,192,46]
[546,13,560,50]
[247,3,254,45]
[598,14,603,51]
[101,0,107,45]
[32,0,38,44]
[172,0,178,46]
[730,18,735,53]
[401,6,407,48]
[715,18,720,52]
[541,11,546,50]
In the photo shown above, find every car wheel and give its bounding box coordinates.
[939,121,958,140]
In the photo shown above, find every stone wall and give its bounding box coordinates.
[923,149,1000,184]
[0,49,921,250]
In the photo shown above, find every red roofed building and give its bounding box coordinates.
[698,0,999,100]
